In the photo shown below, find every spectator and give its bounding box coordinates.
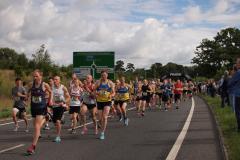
[209,79,217,97]
[219,71,230,108]
[228,64,238,112]
[228,57,240,132]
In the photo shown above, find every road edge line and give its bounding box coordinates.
[165,97,195,160]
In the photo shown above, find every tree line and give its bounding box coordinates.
[0,44,73,79]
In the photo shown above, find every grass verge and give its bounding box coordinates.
[201,94,240,160]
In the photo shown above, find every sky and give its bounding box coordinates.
[0,0,240,68]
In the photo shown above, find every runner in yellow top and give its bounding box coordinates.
[95,70,115,140]
[115,76,131,126]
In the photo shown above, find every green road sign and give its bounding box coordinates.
[73,52,115,80]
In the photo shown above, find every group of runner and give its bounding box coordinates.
[11,69,196,155]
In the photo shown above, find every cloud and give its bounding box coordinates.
[171,0,240,25]
[0,0,238,69]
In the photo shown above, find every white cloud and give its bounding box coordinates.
[0,0,237,69]
[171,0,240,25]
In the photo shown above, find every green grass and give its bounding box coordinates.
[201,94,240,160]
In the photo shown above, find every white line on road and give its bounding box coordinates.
[166,97,195,160]
[0,144,25,154]
[67,106,136,131]
[0,118,32,127]
[0,106,136,154]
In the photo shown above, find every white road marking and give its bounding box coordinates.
[0,144,25,154]
[166,97,195,160]
[67,106,136,131]
[0,106,136,153]
[0,118,32,127]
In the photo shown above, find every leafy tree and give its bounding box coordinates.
[31,44,53,76]
[126,63,135,72]
[115,60,125,78]
[0,48,18,69]
[192,27,240,77]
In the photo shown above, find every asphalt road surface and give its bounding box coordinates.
[0,96,224,160]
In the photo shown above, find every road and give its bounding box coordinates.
[0,96,224,160]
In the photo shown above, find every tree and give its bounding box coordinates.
[0,48,18,69]
[192,27,240,77]
[115,60,125,78]
[214,27,240,67]
[31,44,53,76]
[150,63,162,78]
[161,62,184,76]
[126,63,135,72]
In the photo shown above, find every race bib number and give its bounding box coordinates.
[54,96,62,103]
[142,92,148,96]
[99,90,106,96]
[32,96,42,103]
[14,97,20,101]
[71,96,79,102]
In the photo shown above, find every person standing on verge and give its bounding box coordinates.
[228,57,240,132]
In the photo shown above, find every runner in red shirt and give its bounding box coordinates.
[174,80,183,109]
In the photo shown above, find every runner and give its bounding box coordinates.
[69,73,82,89]
[11,78,28,132]
[182,80,189,101]
[133,77,139,106]
[69,78,82,134]
[136,80,143,115]
[149,80,156,109]
[129,80,135,105]
[81,75,98,135]
[114,79,122,121]
[168,79,174,106]
[115,76,130,126]
[155,79,163,108]
[51,76,70,142]
[43,77,54,130]
[140,79,152,116]
[161,79,171,111]
[174,79,183,109]
[26,69,52,155]
[188,80,194,99]
[69,73,81,128]
[95,70,115,140]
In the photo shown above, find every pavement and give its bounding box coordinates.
[0,96,225,160]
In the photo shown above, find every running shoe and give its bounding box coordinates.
[25,128,29,133]
[81,127,88,135]
[119,117,123,122]
[53,136,61,143]
[26,145,35,155]
[124,118,129,126]
[71,129,76,134]
[95,128,98,135]
[43,124,50,130]
[99,132,105,140]
[137,112,141,117]
[176,106,179,109]
[141,112,145,117]
[14,126,19,132]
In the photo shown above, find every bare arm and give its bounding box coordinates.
[110,81,115,98]
[44,82,52,105]
[63,86,70,106]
